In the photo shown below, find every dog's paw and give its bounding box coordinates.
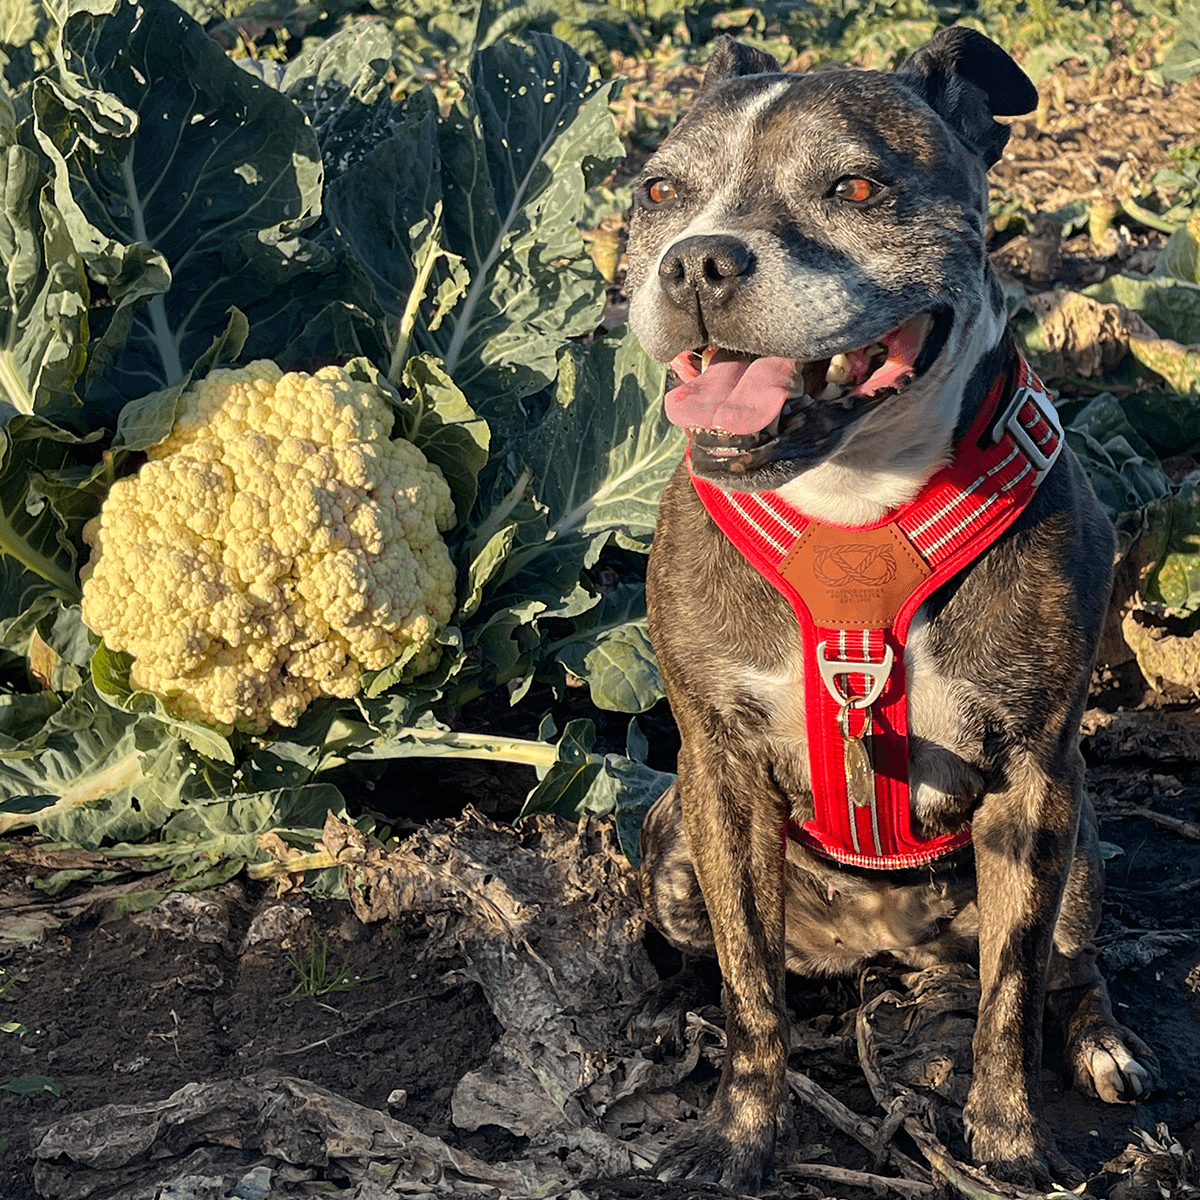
[624,958,722,1053]
[982,1150,1085,1192]
[964,1100,1081,1190]
[654,1122,773,1192]
[1069,1022,1160,1103]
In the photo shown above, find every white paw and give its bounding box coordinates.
[1077,1034,1157,1103]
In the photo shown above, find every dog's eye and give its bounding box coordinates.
[831,176,879,203]
[646,179,678,205]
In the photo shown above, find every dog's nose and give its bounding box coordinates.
[658,234,754,311]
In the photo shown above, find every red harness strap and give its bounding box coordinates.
[688,356,1063,868]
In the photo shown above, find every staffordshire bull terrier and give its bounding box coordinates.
[628,27,1157,1192]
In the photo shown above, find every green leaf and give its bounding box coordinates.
[456,467,528,622]
[12,719,235,851]
[595,753,675,866]
[322,33,626,413]
[0,144,89,418]
[0,415,86,604]
[1162,13,1200,84]
[433,35,624,410]
[0,0,43,62]
[107,784,345,880]
[91,641,235,764]
[322,89,446,327]
[518,715,674,864]
[520,716,603,812]
[1082,274,1200,346]
[0,693,62,749]
[1016,38,1087,83]
[1157,213,1200,286]
[1122,388,1200,456]
[1139,484,1200,617]
[1,1074,59,1095]
[1068,393,1158,462]
[520,331,675,552]
[286,60,456,385]
[460,328,675,688]
[550,582,663,713]
[33,0,323,412]
[0,0,54,92]
[394,353,490,526]
[112,308,249,453]
[1064,424,1171,530]
[269,287,383,373]
[0,682,144,836]
[478,328,675,596]
[383,0,622,91]
[282,20,405,175]
[1127,335,1200,397]
[1047,198,1091,238]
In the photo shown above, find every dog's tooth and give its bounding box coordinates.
[700,346,717,372]
[815,382,844,401]
[826,354,851,384]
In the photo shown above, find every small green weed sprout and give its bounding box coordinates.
[0,968,22,1038]
[287,936,377,998]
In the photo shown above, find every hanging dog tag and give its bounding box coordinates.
[840,705,875,809]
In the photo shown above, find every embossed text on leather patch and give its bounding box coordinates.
[779,522,932,628]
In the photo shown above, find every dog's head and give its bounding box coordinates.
[626,29,1037,502]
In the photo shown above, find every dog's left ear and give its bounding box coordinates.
[700,34,782,93]
[898,27,1037,167]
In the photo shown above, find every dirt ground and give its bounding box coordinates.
[4,40,1200,1200]
[2,697,1199,1200]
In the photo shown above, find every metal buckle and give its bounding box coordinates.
[815,641,894,708]
[990,383,1063,484]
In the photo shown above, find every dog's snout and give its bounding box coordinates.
[658,234,754,311]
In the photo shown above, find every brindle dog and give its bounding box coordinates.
[627,27,1158,1192]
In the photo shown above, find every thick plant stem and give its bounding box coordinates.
[388,204,446,385]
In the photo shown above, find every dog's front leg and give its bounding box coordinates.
[654,738,789,1190]
[964,750,1084,1187]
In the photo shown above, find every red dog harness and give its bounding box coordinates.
[688,356,1063,868]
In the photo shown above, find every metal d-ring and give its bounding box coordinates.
[816,640,894,709]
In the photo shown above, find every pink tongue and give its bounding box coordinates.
[853,318,926,396]
[665,351,800,436]
[665,316,930,436]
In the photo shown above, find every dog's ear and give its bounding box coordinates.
[700,34,782,93]
[898,27,1037,167]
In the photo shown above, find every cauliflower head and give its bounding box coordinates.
[81,361,457,734]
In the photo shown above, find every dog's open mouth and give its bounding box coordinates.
[666,311,943,470]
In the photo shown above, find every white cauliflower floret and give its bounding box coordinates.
[81,361,456,735]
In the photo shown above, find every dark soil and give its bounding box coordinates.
[4,38,1200,1200]
[0,868,522,1199]
[2,699,1199,1200]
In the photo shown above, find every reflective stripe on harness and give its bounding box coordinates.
[688,355,1063,868]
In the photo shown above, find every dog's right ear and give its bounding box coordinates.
[898,27,1037,167]
[700,34,782,93]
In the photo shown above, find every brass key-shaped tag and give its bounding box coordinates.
[839,705,875,809]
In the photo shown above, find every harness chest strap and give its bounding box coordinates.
[688,355,1063,868]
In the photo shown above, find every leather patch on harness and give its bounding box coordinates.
[779,522,932,628]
